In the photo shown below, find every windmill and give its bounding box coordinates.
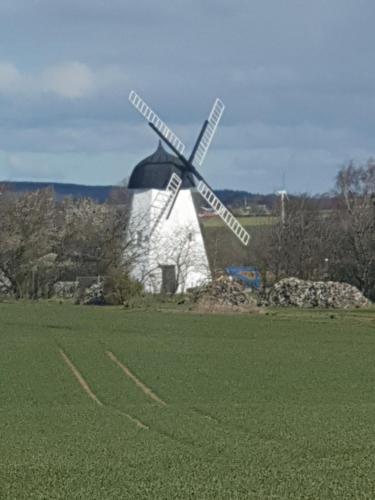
[126,91,250,293]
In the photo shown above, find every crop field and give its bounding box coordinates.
[1,303,375,499]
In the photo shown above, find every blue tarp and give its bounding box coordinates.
[225,266,261,289]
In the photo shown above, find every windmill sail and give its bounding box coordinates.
[165,98,225,219]
[150,173,182,235]
[129,90,250,247]
[129,91,185,155]
[192,98,225,167]
[197,181,250,246]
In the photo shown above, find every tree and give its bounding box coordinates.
[0,188,59,297]
[331,160,375,299]
[57,197,126,278]
[0,189,131,299]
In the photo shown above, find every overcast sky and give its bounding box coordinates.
[0,0,374,193]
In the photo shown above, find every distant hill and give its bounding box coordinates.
[1,181,337,211]
[2,181,115,203]
[214,189,277,207]
[2,181,269,206]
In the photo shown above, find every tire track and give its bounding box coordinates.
[191,407,221,424]
[106,350,167,406]
[59,349,147,430]
[109,406,149,430]
[105,350,238,437]
[106,351,225,432]
[59,349,103,406]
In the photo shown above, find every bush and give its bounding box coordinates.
[103,272,143,305]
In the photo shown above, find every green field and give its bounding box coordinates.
[1,303,375,499]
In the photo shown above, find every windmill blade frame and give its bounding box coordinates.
[149,172,182,235]
[129,90,251,247]
[197,181,250,246]
[191,98,225,168]
[164,97,225,219]
[129,91,186,155]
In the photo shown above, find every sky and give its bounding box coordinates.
[0,0,374,194]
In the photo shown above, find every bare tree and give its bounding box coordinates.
[0,189,132,299]
[0,188,58,297]
[332,160,375,299]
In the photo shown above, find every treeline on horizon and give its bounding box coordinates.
[0,159,374,302]
[1,180,339,209]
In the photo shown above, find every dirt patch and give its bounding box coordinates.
[106,350,167,406]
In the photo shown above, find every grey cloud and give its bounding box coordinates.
[0,0,374,192]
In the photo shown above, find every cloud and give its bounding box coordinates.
[0,61,128,100]
[0,61,96,99]
[41,62,94,99]
[0,0,374,192]
[0,62,21,92]
[230,66,300,88]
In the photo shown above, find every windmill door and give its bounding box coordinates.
[161,265,177,294]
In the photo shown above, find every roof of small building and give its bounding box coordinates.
[128,141,195,190]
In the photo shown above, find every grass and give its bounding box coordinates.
[200,215,277,227]
[1,303,375,499]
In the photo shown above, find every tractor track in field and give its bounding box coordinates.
[106,350,167,406]
[60,347,235,438]
[191,407,221,424]
[105,350,238,441]
[106,350,233,433]
[109,406,149,430]
[59,349,103,406]
[59,349,148,430]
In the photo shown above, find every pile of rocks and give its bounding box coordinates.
[0,271,12,297]
[73,277,105,305]
[53,281,78,299]
[193,275,259,312]
[267,277,370,309]
[80,282,105,305]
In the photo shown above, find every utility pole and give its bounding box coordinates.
[277,190,288,225]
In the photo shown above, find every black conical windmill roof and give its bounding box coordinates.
[128,141,195,190]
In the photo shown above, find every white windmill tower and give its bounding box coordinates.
[126,91,250,294]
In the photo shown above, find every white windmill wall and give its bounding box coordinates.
[126,189,211,293]
[125,189,153,286]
